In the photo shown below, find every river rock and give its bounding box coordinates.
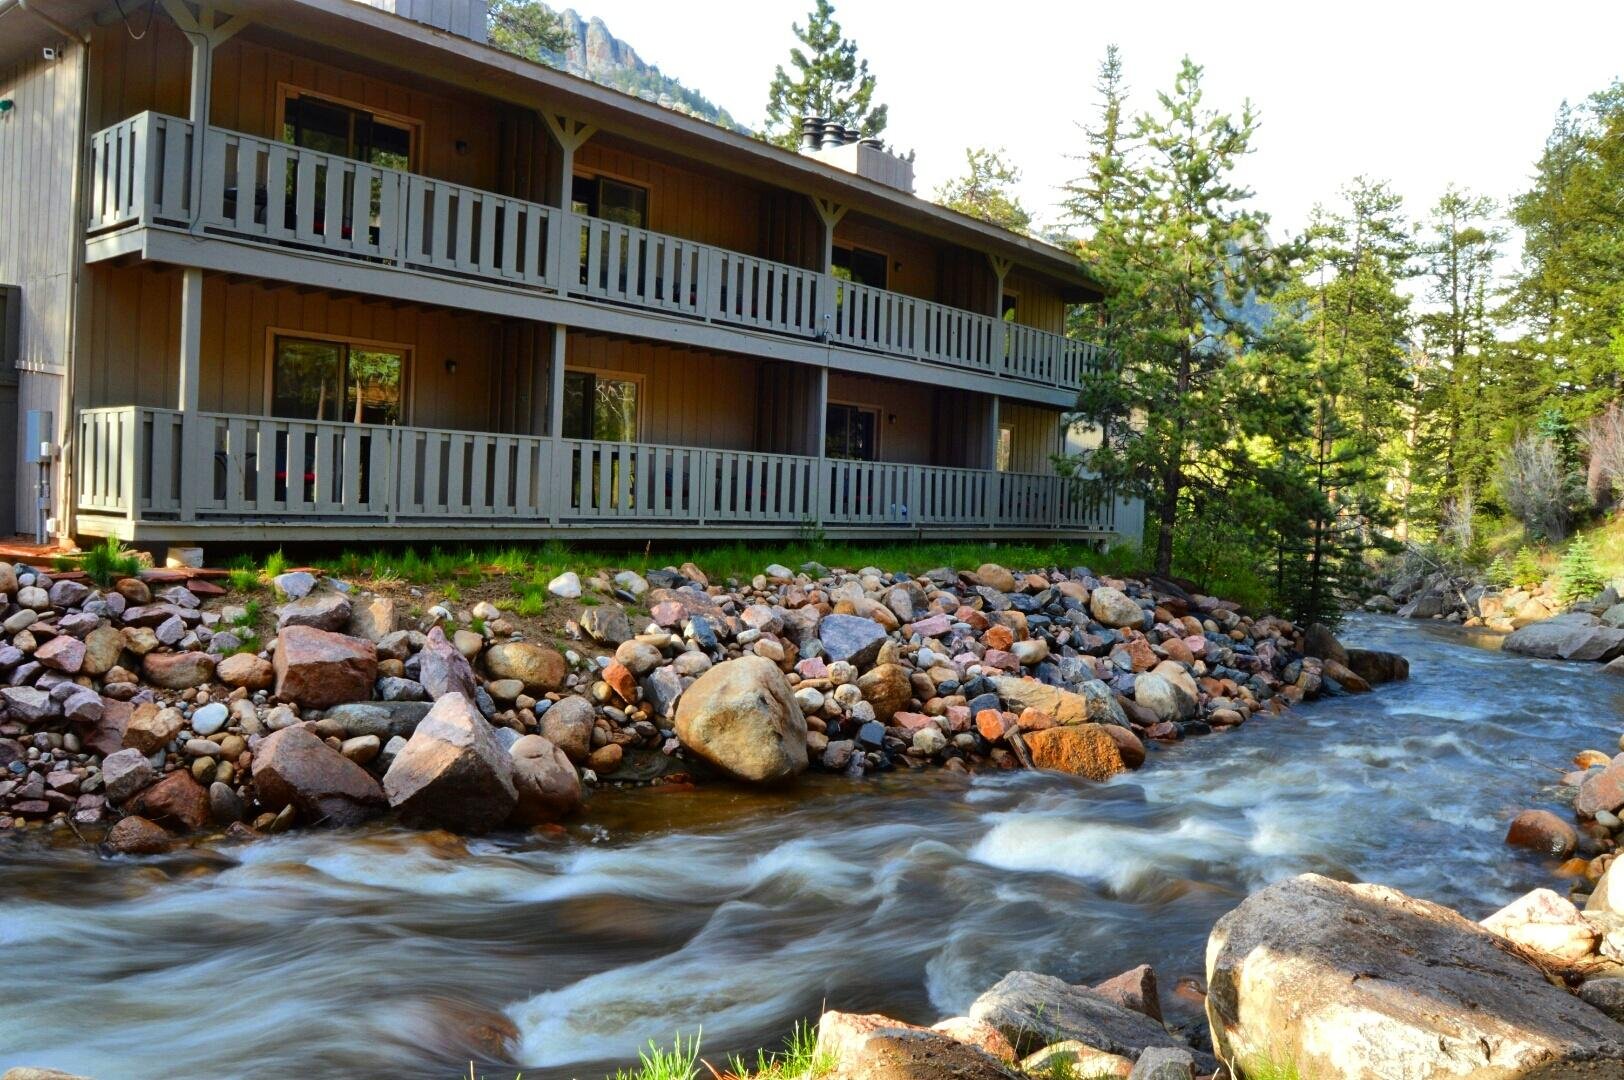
[276,589,352,632]
[580,604,631,645]
[815,1010,1021,1080]
[858,662,912,721]
[209,781,245,824]
[1480,888,1599,963]
[419,626,479,700]
[102,746,156,803]
[217,652,274,690]
[483,641,566,696]
[1206,872,1624,1078]
[1021,1042,1132,1078]
[1092,964,1162,1023]
[1506,808,1579,858]
[1504,615,1624,662]
[1344,648,1409,685]
[1577,761,1624,818]
[1587,860,1624,917]
[126,770,211,832]
[383,692,517,833]
[969,971,1208,1065]
[104,814,172,855]
[1133,674,1187,723]
[1090,587,1144,629]
[123,702,183,754]
[674,655,807,783]
[252,725,386,827]
[975,563,1018,594]
[991,676,1126,727]
[34,635,85,674]
[1126,1047,1195,1080]
[273,626,376,708]
[324,701,431,741]
[509,734,582,825]
[80,625,124,676]
[142,651,217,689]
[0,686,57,725]
[1023,725,1128,780]
[347,595,398,642]
[929,1018,1017,1064]
[539,695,595,763]
[1581,979,1624,1023]
[818,613,889,668]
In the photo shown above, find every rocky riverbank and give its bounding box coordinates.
[0,556,1408,851]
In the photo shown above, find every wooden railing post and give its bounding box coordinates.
[177,412,200,522]
[120,408,140,521]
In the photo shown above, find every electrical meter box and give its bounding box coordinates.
[25,410,53,463]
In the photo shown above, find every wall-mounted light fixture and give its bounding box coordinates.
[454,139,470,156]
[444,358,458,375]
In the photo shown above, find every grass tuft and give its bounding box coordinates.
[610,1032,702,1080]
[81,536,145,586]
[722,1020,833,1080]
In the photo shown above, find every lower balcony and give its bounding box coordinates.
[74,407,1129,543]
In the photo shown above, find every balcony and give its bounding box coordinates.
[75,407,1124,540]
[85,112,1105,393]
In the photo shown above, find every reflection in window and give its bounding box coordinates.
[282,93,414,170]
[997,425,1013,472]
[571,175,649,228]
[826,403,878,461]
[271,336,406,425]
[563,370,639,441]
[832,245,888,289]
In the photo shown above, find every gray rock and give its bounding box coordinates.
[817,613,889,668]
[580,604,632,645]
[418,626,479,700]
[323,701,432,741]
[540,695,595,763]
[208,780,245,824]
[0,686,57,725]
[1504,615,1624,662]
[1581,978,1624,1023]
[377,676,428,701]
[382,692,517,833]
[276,590,352,632]
[272,571,317,599]
[1207,873,1624,1078]
[190,702,228,736]
[970,971,1210,1067]
[60,688,103,725]
[1127,1047,1194,1080]
[102,747,156,803]
[641,665,685,718]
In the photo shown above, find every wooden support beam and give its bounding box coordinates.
[178,268,203,413]
[541,113,597,210]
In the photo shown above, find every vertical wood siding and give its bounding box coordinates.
[574,137,765,256]
[827,371,943,466]
[1001,400,1065,474]
[565,333,759,450]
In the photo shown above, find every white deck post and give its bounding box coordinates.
[177,267,204,521]
[547,323,567,524]
[812,366,829,526]
[809,197,847,339]
[540,113,596,287]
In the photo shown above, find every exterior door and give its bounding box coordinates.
[0,286,18,537]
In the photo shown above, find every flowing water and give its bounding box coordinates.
[2,616,1616,1079]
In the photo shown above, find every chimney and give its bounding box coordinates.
[798,121,916,194]
[800,116,823,152]
[357,0,489,43]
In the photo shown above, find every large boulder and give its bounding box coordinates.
[1089,587,1145,629]
[674,655,807,783]
[1505,808,1579,858]
[1024,725,1129,781]
[275,589,352,632]
[125,770,211,832]
[1302,623,1350,666]
[969,971,1208,1067]
[483,641,566,696]
[273,626,376,708]
[251,725,386,827]
[1206,873,1624,1078]
[419,626,479,700]
[382,692,516,833]
[818,613,890,668]
[1344,648,1409,686]
[1480,888,1599,964]
[539,696,595,763]
[1504,615,1624,662]
[508,734,582,825]
[815,1010,1021,1080]
[992,677,1127,727]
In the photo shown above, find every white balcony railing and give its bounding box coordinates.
[77,406,1121,535]
[86,112,1106,392]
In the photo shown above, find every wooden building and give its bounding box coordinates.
[0,0,1142,546]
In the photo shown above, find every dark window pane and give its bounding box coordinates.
[345,348,404,425]
[598,178,647,228]
[826,403,876,461]
[366,119,412,171]
[851,407,876,460]
[571,175,598,217]
[272,338,343,421]
[285,96,351,157]
[1001,294,1018,321]
[832,245,887,289]
[562,371,592,440]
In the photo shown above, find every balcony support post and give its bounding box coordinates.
[812,365,829,526]
[809,196,847,338]
[546,323,567,525]
[540,113,596,288]
[985,394,1001,527]
[163,1,250,230]
[987,253,1012,376]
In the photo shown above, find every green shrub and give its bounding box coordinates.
[1510,547,1544,589]
[1483,553,1512,588]
[81,536,143,586]
[1557,537,1607,605]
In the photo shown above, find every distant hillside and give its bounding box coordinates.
[540,7,750,134]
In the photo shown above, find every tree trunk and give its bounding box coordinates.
[1155,457,1181,577]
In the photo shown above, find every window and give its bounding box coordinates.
[563,370,640,441]
[997,425,1014,472]
[826,403,878,461]
[572,174,649,228]
[832,244,888,289]
[271,335,407,425]
[281,91,414,170]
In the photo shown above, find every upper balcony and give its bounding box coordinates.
[84,112,1105,395]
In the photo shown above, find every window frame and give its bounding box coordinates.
[825,399,882,462]
[275,84,423,172]
[561,365,645,443]
[263,327,415,427]
[830,242,890,290]
[570,169,653,230]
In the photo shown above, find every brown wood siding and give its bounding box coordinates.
[1005,269,1067,335]
[832,217,939,303]
[79,264,502,432]
[1002,400,1063,474]
[87,18,510,193]
[574,139,763,255]
[827,371,941,465]
[565,334,758,449]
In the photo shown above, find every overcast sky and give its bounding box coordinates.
[573,0,1624,244]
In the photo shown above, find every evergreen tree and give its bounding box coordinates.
[933,148,1032,233]
[1411,187,1505,526]
[487,0,573,62]
[1557,536,1605,605]
[1067,54,1303,578]
[764,0,888,149]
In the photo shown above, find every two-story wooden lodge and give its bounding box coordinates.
[0,0,1141,548]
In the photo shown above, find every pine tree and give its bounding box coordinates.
[1511,547,1544,589]
[1067,54,1302,578]
[933,148,1032,233]
[1557,536,1605,605]
[487,0,573,62]
[763,0,888,149]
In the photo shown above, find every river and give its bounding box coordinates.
[0,616,1614,1079]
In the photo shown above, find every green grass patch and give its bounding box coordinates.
[80,536,144,586]
[726,1019,834,1080]
[608,1032,701,1080]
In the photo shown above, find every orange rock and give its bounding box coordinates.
[1098,723,1145,769]
[603,661,638,704]
[976,709,1009,742]
[1160,637,1195,665]
[1577,750,1614,769]
[1023,724,1126,781]
[983,625,1015,651]
[1554,858,1591,879]
[1016,706,1056,732]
